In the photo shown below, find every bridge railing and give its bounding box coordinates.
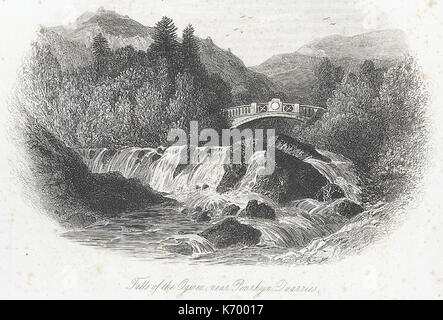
[225,105,252,118]
[225,102,325,119]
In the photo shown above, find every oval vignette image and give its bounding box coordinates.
[1,0,442,300]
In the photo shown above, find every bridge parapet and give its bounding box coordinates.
[225,98,324,121]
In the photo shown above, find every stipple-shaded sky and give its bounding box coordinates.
[2,0,395,66]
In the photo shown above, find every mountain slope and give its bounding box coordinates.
[252,29,409,100]
[39,8,281,104]
[251,52,319,102]
[198,37,282,102]
[298,29,408,60]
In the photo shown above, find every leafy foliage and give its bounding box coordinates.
[181,25,201,73]
[311,58,344,107]
[92,33,112,78]
[16,18,428,203]
[19,17,232,148]
[299,57,428,201]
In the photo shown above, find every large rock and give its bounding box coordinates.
[23,120,172,228]
[163,242,194,256]
[88,171,169,215]
[199,218,262,248]
[275,134,330,162]
[315,183,345,202]
[238,200,276,220]
[201,184,210,190]
[333,199,364,219]
[190,207,212,222]
[251,150,328,203]
[216,164,247,194]
[214,135,331,203]
[222,204,240,216]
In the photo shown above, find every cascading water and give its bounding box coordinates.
[161,234,216,255]
[79,146,231,196]
[305,149,362,203]
[172,146,231,193]
[78,147,159,178]
[75,144,363,260]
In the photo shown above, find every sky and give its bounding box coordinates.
[0,0,403,66]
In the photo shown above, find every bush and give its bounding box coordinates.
[17,17,233,149]
[299,57,428,202]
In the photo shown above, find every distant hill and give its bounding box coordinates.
[251,29,409,100]
[39,7,281,104]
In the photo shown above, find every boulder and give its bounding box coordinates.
[190,207,212,222]
[88,172,170,215]
[163,242,194,256]
[275,134,330,162]
[215,135,332,204]
[238,200,276,220]
[23,120,172,228]
[152,153,162,162]
[251,150,328,203]
[201,184,210,190]
[216,164,247,193]
[222,204,240,216]
[333,199,364,219]
[199,218,262,248]
[315,183,345,202]
[156,146,166,154]
[173,163,188,178]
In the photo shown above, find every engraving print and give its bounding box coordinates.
[10,2,429,266]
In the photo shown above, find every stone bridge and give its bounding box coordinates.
[225,98,325,128]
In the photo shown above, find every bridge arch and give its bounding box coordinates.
[230,112,307,128]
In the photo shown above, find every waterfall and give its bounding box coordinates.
[78,147,158,177]
[237,150,267,191]
[79,146,231,196]
[240,200,349,249]
[76,144,365,256]
[79,145,361,209]
[145,146,188,192]
[172,146,231,193]
[305,149,362,203]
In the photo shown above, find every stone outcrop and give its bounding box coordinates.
[238,200,276,220]
[24,120,172,228]
[333,199,364,219]
[315,183,345,202]
[251,150,328,203]
[221,204,240,216]
[199,218,262,249]
[216,164,247,194]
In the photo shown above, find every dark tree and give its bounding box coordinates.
[312,58,344,108]
[151,16,180,76]
[181,24,201,72]
[92,33,111,78]
[110,45,136,77]
[21,18,234,149]
[359,60,384,96]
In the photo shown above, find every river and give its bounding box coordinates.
[62,145,367,265]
